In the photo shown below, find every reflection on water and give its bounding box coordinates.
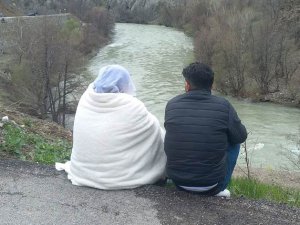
[87,23,300,170]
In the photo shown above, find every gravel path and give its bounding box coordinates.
[0,160,299,225]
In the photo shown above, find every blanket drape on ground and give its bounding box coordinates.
[57,84,166,190]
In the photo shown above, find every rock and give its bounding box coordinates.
[2,116,9,122]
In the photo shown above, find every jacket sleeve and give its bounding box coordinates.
[228,103,247,144]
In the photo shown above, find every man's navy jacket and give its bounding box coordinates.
[164,89,247,187]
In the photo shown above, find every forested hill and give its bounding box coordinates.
[0,0,109,16]
[0,0,181,22]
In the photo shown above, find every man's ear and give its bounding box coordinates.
[185,80,191,92]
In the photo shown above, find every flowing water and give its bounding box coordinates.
[87,23,300,170]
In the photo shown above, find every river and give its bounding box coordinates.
[87,23,300,170]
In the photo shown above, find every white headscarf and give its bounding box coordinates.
[93,65,136,96]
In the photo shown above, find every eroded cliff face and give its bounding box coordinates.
[106,0,182,23]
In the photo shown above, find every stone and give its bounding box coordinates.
[1,116,9,122]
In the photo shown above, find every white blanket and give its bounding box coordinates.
[57,84,166,190]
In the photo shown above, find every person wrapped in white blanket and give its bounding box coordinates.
[56,65,166,189]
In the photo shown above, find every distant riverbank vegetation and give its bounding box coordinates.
[0,0,114,126]
[157,0,299,106]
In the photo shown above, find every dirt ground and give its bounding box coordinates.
[136,185,300,225]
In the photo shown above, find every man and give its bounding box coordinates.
[164,62,247,197]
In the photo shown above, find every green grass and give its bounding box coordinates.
[0,122,71,164]
[229,177,300,207]
[165,177,300,207]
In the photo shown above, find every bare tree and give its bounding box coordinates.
[8,18,35,64]
[249,0,298,94]
[54,18,85,127]
[9,17,85,126]
[248,5,281,94]
[215,9,253,95]
[194,27,217,67]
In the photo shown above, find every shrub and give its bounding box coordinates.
[0,122,71,164]
[0,123,25,156]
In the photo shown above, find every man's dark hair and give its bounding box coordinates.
[182,62,214,90]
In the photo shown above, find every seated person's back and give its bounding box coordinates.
[164,62,247,196]
[65,65,166,190]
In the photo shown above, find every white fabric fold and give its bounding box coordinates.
[58,84,166,190]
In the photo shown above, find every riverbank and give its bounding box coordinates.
[215,88,300,109]
[1,104,300,209]
[1,104,299,184]
[259,91,300,108]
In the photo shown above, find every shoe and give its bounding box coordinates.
[215,189,230,198]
